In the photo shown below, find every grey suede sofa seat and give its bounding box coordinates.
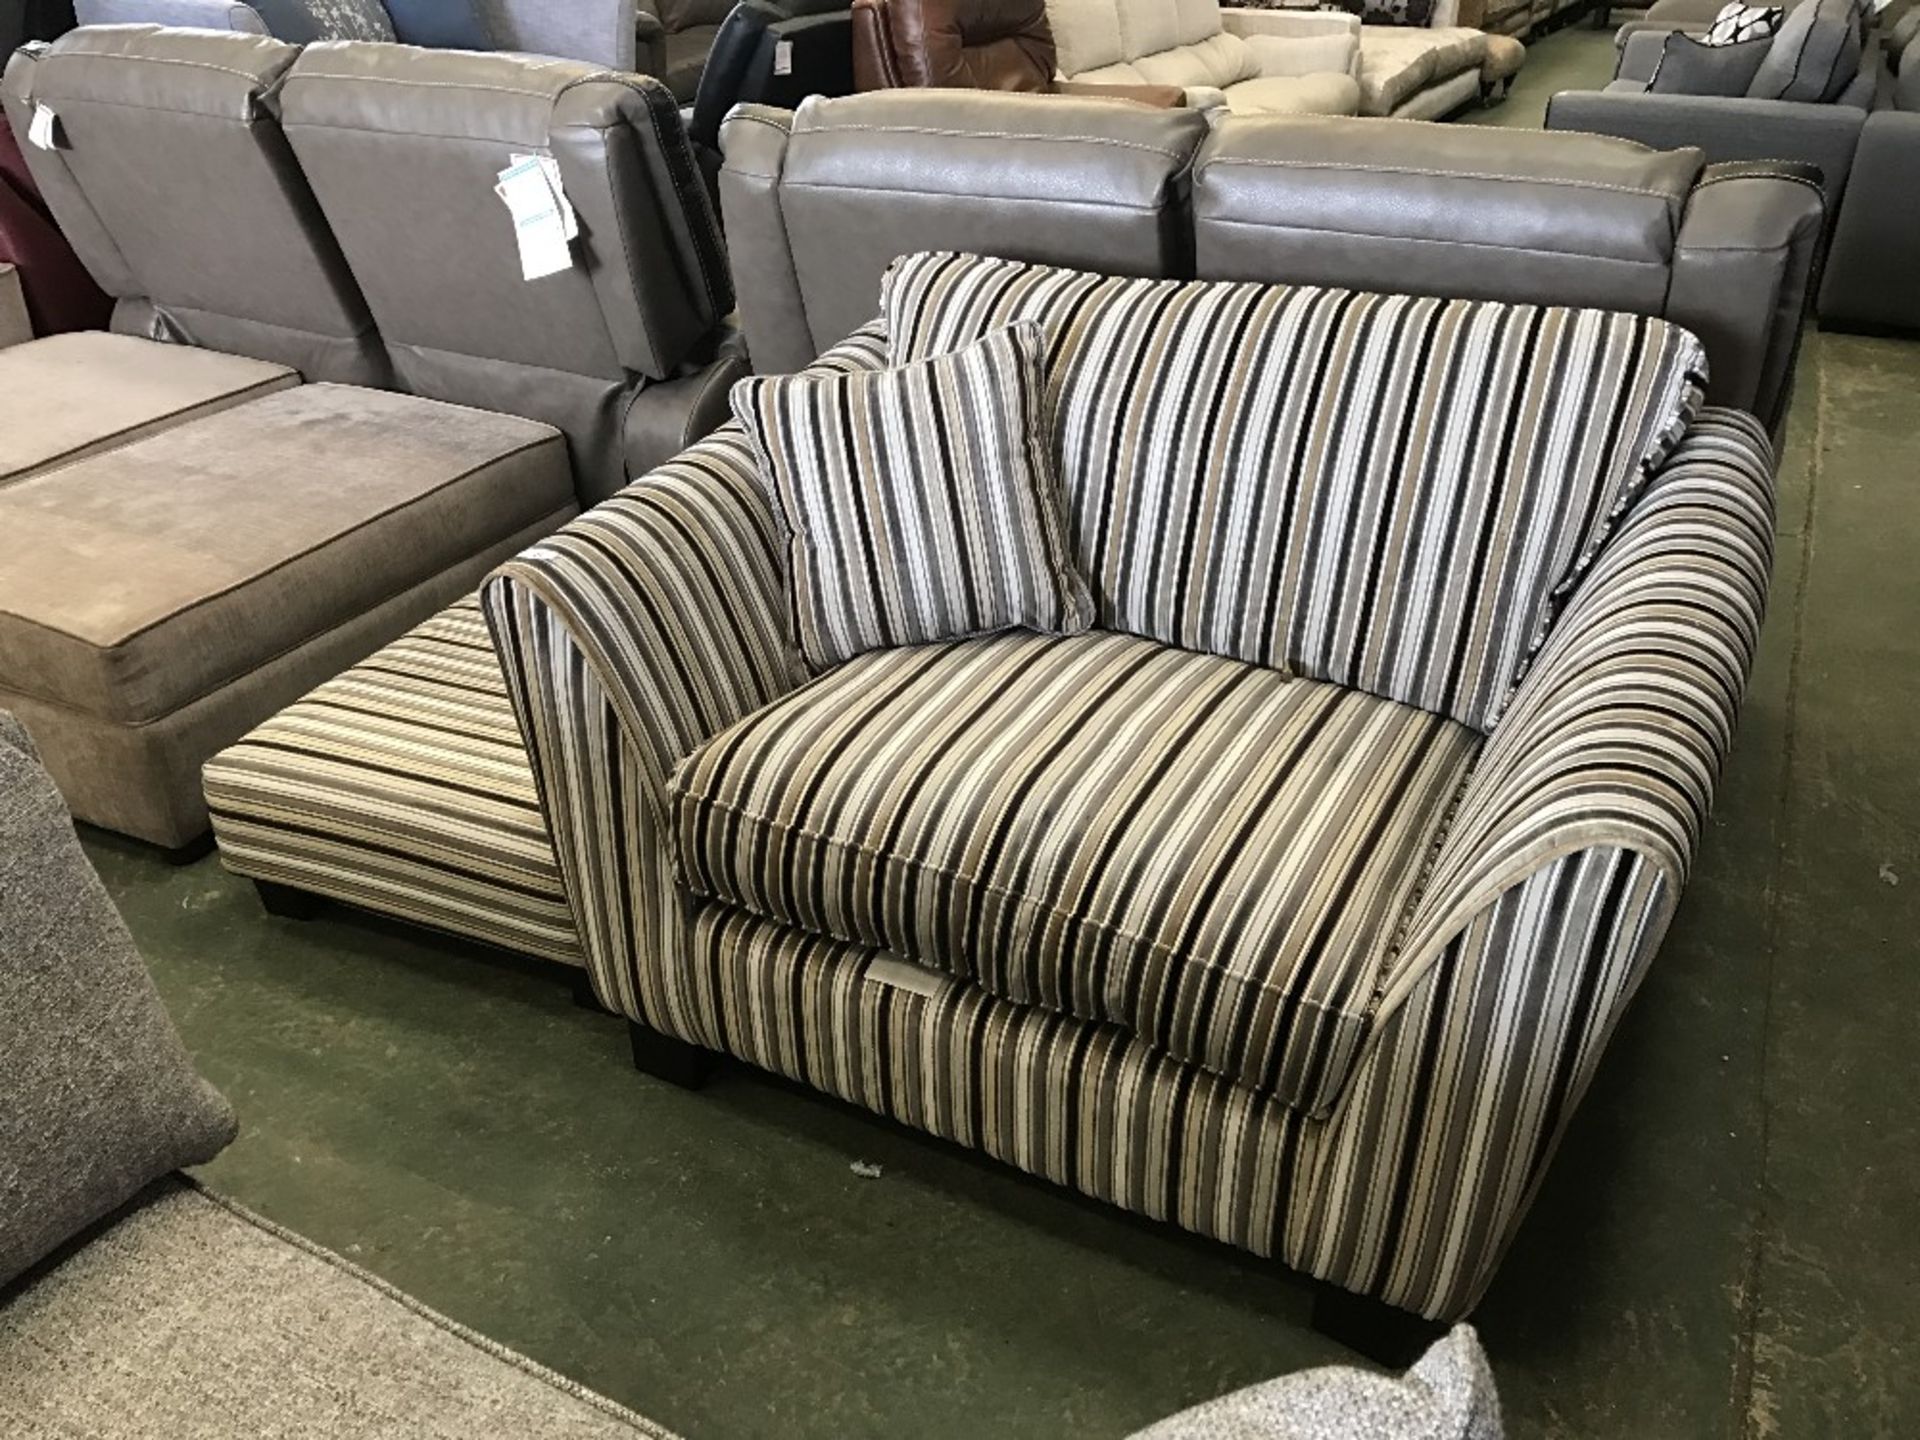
[204,96,1820,1343]
[0,26,579,850]
[273,41,741,502]
[0,713,676,1440]
[75,0,670,74]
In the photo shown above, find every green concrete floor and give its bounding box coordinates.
[79,29,1920,1439]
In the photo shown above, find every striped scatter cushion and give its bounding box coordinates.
[883,253,1708,731]
[670,629,1479,1111]
[730,321,1093,671]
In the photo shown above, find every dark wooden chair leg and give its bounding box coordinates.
[1310,1284,1444,1369]
[628,1021,717,1090]
[570,970,608,1013]
[161,832,216,866]
[255,880,326,921]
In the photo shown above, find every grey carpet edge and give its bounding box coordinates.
[173,1173,684,1440]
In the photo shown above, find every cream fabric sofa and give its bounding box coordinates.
[1047,0,1366,114]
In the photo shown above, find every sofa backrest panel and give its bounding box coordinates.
[277,42,729,487]
[0,27,387,385]
[1193,116,1703,319]
[1193,115,1821,436]
[884,252,1708,731]
[720,91,1207,374]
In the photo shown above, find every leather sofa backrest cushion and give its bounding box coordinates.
[727,90,1206,367]
[0,28,387,384]
[279,43,727,389]
[1192,116,1704,318]
[883,251,1709,731]
[1746,0,1865,100]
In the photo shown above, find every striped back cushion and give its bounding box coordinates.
[732,321,1094,670]
[883,252,1708,731]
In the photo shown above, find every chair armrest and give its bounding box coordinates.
[1819,109,1920,331]
[1371,411,1776,1024]
[1617,27,1671,82]
[482,323,887,1021]
[0,264,29,348]
[1545,90,1866,204]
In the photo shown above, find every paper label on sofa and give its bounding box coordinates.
[864,957,948,999]
[774,40,793,76]
[495,156,574,282]
[27,105,59,151]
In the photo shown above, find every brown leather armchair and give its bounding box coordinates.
[851,0,1182,102]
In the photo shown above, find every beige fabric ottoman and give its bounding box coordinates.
[0,384,576,851]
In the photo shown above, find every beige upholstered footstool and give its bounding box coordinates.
[0,386,574,852]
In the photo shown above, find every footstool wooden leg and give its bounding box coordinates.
[256,880,326,921]
[1310,1283,1445,1368]
[628,1021,717,1090]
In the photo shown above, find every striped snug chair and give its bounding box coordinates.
[212,252,1776,1336]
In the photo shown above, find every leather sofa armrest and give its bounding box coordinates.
[1671,160,1826,438]
[635,8,667,76]
[717,104,817,375]
[1617,27,1670,83]
[0,264,29,348]
[1818,109,1920,332]
[1545,90,1867,205]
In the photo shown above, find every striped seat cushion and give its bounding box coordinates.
[669,630,1480,1111]
[883,252,1707,731]
[203,597,582,967]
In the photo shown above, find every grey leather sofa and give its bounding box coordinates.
[202,91,1820,1345]
[724,90,1823,436]
[0,26,738,849]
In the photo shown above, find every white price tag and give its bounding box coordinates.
[26,104,59,151]
[494,155,574,282]
[773,39,793,76]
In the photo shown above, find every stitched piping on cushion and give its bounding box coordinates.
[793,120,1190,160]
[1191,154,1685,201]
[1203,215,1666,265]
[669,788,1404,1027]
[674,858,1374,1104]
[780,178,1159,213]
[1367,735,1482,1013]
[46,49,270,83]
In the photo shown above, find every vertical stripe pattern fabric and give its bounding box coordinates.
[883,253,1708,730]
[675,841,1667,1321]
[484,295,1770,1320]
[730,321,1092,670]
[670,630,1478,1112]
[204,597,584,966]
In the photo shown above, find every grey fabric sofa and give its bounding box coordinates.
[75,0,667,73]
[203,95,1820,1345]
[0,712,679,1439]
[0,26,740,850]
[1548,0,1920,329]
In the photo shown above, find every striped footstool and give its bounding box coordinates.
[203,596,582,968]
